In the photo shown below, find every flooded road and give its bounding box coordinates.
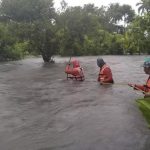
[0,56,150,150]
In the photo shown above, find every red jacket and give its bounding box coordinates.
[65,65,84,77]
[134,76,150,93]
[65,60,84,80]
[98,64,114,83]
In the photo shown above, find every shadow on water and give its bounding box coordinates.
[0,56,150,150]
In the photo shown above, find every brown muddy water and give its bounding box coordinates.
[0,56,150,150]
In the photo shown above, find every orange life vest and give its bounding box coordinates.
[98,64,114,83]
[65,60,84,81]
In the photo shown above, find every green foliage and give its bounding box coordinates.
[12,42,29,58]
[136,0,150,14]
[0,0,56,62]
[109,33,124,54]
[28,21,59,62]
[1,42,28,61]
[56,4,125,56]
[1,0,55,22]
[136,98,150,127]
[0,0,150,61]
[0,22,29,61]
[106,3,135,24]
[125,14,150,54]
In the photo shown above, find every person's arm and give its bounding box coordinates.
[65,65,80,76]
[97,69,101,81]
[65,64,72,74]
[135,84,146,91]
[128,83,146,92]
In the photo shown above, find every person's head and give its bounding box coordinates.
[71,59,80,68]
[97,58,105,68]
[143,58,150,75]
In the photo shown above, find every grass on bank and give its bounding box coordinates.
[136,98,150,127]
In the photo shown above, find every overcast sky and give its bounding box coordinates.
[54,0,140,12]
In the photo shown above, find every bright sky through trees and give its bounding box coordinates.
[54,0,140,12]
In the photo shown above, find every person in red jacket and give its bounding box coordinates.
[97,58,114,84]
[65,59,84,81]
[128,58,150,97]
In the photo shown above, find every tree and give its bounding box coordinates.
[60,0,68,12]
[121,5,135,25]
[0,0,55,22]
[29,21,59,62]
[136,0,150,15]
[0,23,29,61]
[106,3,122,24]
[0,0,57,62]
[125,15,150,55]
[106,3,135,25]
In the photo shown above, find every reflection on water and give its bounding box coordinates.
[0,56,150,150]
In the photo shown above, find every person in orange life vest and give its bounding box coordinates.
[128,58,150,97]
[97,58,114,84]
[65,59,85,81]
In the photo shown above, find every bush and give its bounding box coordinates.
[0,42,29,61]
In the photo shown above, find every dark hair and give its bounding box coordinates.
[97,58,105,68]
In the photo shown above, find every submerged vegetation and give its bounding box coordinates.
[0,0,150,62]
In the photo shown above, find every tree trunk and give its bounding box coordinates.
[42,54,50,62]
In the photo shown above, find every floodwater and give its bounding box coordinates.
[0,56,150,150]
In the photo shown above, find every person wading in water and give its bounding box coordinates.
[97,58,114,84]
[65,59,85,81]
[128,58,150,98]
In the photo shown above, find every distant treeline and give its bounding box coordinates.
[0,0,150,62]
